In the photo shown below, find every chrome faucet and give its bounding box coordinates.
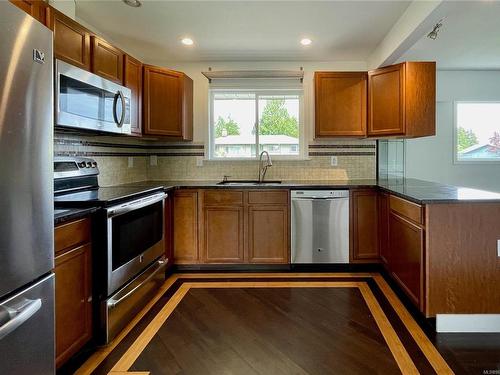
[258,150,272,183]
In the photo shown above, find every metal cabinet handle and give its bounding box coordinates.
[113,90,126,127]
[0,299,41,340]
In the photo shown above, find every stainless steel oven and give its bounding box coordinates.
[105,191,167,296]
[102,191,168,343]
[55,59,132,135]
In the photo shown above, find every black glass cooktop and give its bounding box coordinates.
[54,185,165,207]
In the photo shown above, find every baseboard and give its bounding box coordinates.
[436,314,500,333]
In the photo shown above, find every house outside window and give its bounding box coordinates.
[209,90,304,160]
[455,102,500,163]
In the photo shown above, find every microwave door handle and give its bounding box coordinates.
[113,90,126,127]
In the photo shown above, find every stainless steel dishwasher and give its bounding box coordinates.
[291,190,349,263]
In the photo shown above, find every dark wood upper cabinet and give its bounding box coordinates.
[143,64,193,140]
[368,62,436,138]
[314,71,367,137]
[46,7,91,71]
[9,0,46,24]
[124,54,143,135]
[350,189,380,262]
[91,36,124,84]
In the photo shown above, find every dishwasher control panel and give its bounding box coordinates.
[291,190,349,199]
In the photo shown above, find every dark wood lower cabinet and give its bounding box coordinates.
[350,189,380,262]
[173,190,199,264]
[203,206,245,263]
[54,227,92,368]
[248,205,289,264]
[388,212,424,310]
[378,192,390,265]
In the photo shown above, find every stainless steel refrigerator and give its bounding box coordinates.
[0,3,55,374]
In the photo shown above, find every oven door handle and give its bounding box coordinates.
[106,192,167,218]
[107,258,167,309]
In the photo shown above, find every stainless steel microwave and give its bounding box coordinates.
[55,59,132,135]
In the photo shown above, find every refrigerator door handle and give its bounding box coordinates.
[0,299,41,340]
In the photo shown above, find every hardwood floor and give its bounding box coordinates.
[131,287,400,375]
[73,273,500,375]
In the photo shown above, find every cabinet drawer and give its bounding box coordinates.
[248,190,289,205]
[204,190,243,206]
[390,195,423,225]
[55,217,91,254]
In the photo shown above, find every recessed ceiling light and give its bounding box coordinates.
[300,38,312,46]
[122,0,141,7]
[181,38,194,46]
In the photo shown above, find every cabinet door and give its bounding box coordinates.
[91,36,124,84]
[164,194,174,268]
[54,243,92,368]
[378,192,390,266]
[173,190,199,263]
[203,207,244,263]
[314,72,367,137]
[143,65,182,137]
[124,54,143,135]
[248,205,289,264]
[368,64,405,136]
[350,190,379,262]
[389,212,424,309]
[47,7,91,71]
[9,0,46,23]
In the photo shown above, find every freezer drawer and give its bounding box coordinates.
[0,274,55,375]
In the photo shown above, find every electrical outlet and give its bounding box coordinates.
[128,157,134,168]
[330,156,338,167]
[150,155,158,166]
[196,157,203,167]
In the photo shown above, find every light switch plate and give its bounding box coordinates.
[150,155,158,166]
[330,156,338,167]
[128,157,134,168]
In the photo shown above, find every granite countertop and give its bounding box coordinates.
[116,178,500,204]
[54,207,99,225]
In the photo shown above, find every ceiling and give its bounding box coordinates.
[75,0,411,63]
[399,1,500,69]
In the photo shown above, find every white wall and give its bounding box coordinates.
[406,70,500,192]
[149,61,367,145]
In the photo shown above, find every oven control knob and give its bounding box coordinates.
[78,162,86,168]
[86,162,92,168]
[92,162,97,168]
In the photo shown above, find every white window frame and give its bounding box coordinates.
[454,101,500,164]
[208,89,305,161]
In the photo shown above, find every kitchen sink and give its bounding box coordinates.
[217,180,282,186]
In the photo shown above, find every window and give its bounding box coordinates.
[209,90,303,159]
[455,102,500,162]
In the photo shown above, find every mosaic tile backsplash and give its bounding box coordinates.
[54,133,376,186]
